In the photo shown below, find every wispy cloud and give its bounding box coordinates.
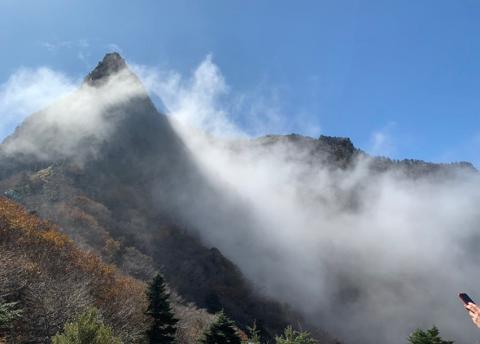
[133,55,322,138]
[1,65,148,163]
[38,39,89,52]
[368,121,397,157]
[132,55,480,344]
[0,67,77,139]
[38,39,92,65]
[1,54,479,344]
[106,43,123,54]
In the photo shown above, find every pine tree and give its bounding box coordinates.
[275,326,317,344]
[245,321,261,344]
[146,273,178,344]
[51,308,121,344]
[198,311,241,344]
[408,326,454,344]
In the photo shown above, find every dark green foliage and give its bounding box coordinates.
[0,300,22,327]
[51,307,121,344]
[198,311,241,344]
[275,326,317,344]
[408,326,454,344]
[146,273,178,344]
[246,321,262,344]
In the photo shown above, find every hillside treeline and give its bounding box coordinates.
[0,197,214,343]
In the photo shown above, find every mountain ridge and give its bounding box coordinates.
[0,52,477,344]
[0,52,334,342]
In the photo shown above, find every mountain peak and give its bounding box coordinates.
[84,52,128,86]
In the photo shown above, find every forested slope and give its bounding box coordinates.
[0,197,214,344]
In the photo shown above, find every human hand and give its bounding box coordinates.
[465,302,480,328]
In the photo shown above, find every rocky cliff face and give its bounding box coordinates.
[84,52,128,85]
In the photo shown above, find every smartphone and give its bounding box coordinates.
[459,293,475,305]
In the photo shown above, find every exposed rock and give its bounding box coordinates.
[84,52,128,86]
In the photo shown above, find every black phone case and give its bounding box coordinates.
[459,293,475,305]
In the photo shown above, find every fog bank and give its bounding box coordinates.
[2,56,479,343]
[155,56,480,344]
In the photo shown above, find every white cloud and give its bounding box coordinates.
[0,65,147,163]
[38,39,92,65]
[39,41,57,52]
[369,121,397,156]
[3,55,477,343]
[134,55,322,139]
[132,58,480,343]
[106,43,123,54]
[134,55,241,138]
[38,39,90,52]
[0,67,77,139]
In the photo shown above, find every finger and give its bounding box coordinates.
[469,302,479,309]
[467,303,479,313]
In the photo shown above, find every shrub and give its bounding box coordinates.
[198,311,241,344]
[51,308,121,344]
[408,326,454,344]
[275,326,317,344]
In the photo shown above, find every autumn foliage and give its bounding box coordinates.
[0,197,148,343]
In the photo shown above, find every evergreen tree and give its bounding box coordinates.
[275,326,317,344]
[408,326,454,344]
[245,321,261,344]
[146,273,178,344]
[198,311,241,344]
[51,308,121,344]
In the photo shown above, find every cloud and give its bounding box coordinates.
[0,67,76,139]
[38,39,90,52]
[39,41,57,52]
[2,55,478,344]
[1,66,146,163]
[38,39,92,65]
[136,57,480,344]
[133,55,321,139]
[235,83,322,137]
[133,55,241,138]
[368,121,397,156]
[106,43,123,54]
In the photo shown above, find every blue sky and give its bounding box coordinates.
[1,0,479,166]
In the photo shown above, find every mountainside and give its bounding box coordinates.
[0,196,216,343]
[1,53,478,344]
[0,53,332,342]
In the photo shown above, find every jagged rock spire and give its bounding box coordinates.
[84,52,128,86]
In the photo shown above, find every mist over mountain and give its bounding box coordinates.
[1,53,479,344]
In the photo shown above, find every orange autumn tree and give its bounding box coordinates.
[0,197,148,343]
